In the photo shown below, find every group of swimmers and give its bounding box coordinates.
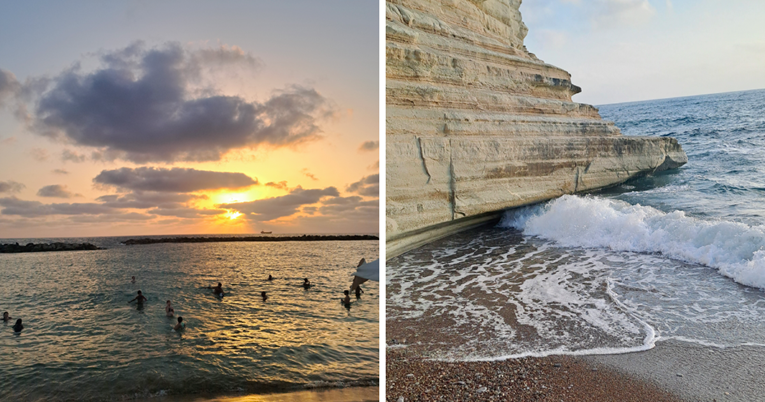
[126,289,186,331]
[2,312,22,333]
[124,273,365,330]
[7,262,368,334]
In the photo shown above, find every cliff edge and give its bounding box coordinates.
[386,0,687,258]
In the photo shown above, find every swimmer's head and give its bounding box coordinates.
[15,319,21,325]
[344,290,350,296]
[261,291,266,296]
[177,317,183,323]
[137,290,142,295]
[166,300,171,304]
[132,276,135,279]
[218,282,222,287]
[2,312,8,318]
[304,278,308,282]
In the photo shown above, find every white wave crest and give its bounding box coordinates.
[498,195,765,290]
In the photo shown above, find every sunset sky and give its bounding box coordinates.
[0,1,378,238]
[522,0,765,105]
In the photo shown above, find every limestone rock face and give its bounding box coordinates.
[386,0,687,258]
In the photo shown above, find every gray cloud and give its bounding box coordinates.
[96,191,204,209]
[52,169,69,175]
[66,212,156,223]
[218,186,339,221]
[147,206,225,218]
[319,196,378,216]
[0,196,113,217]
[358,140,379,152]
[37,184,80,198]
[22,42,334,163]
[346,174,379,197]
[62,149,87,163]
[93,167,257,193]
[0,181,25,194]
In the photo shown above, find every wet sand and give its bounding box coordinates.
[387,313,687,401]
[388,314,765,402]
[386,349,682,402]
[586,340,765,402]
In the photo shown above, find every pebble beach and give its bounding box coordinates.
[386,348,683,402]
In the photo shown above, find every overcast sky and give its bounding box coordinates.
[0,1,378,238]
[521,0,765,105]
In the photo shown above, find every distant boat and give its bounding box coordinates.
[261,231,272,234]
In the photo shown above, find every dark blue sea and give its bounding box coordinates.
[387,88,765,360]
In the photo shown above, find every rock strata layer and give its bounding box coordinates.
[386,0,687,258]
[0,242,102,253]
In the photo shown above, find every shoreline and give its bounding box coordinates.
[386,349,682,402]
[586,339,765,402]
[386,339,765,402]
[138,386,379,402]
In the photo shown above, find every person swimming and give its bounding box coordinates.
[173,316,185,331]
[128,290,147,304]
[303,278,311,289]
[343,290,351,305]
[207,282,224,296]
[261,291,268,301]
[2,312,10,322]
[267,274,273,281]
[131,276,136,284]
[166,300,174,317]
[12,319,23,332]
[355,284,364,299]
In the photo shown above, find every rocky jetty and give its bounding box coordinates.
[122,235,379,246]
[386,0,687,258]
[0,242,102,253]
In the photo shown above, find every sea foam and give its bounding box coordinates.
[499,195,765,290]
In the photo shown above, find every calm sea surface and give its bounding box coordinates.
[0,235,378,401]
[387,89,765,360]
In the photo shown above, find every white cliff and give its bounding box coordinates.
[386,0,687,258]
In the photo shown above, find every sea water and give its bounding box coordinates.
[387,88,765,360]
[0,235,378,401]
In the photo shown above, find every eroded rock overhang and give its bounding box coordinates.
[385,0,688,259]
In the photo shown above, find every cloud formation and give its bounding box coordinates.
[17,42,335,163]
[0,69,20,107]
[358,140,379,152]
[590,0,656,29]
[0,196,113,217]
[265,181,289,190]
[52,169,69,175]
[302,168,319,181]
[346,174,379,197]
[0,180,25,194]
[93,167,257,193]
[62,149,87,163]
[218,186,339,221]
[37,184,80,198]
[96,192,204,209]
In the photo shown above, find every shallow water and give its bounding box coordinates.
[0,236,378,401]
[387,89,765,360]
